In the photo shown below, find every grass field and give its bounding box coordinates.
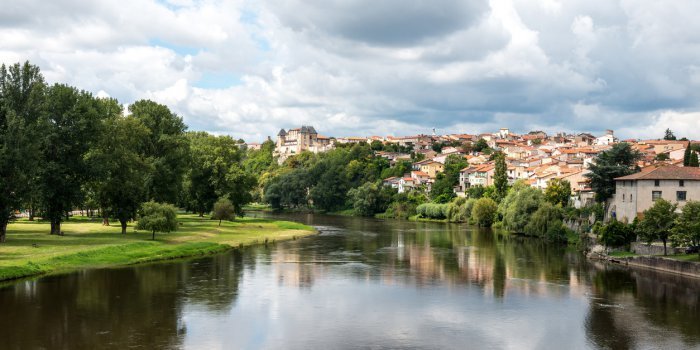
[0,214,315,282]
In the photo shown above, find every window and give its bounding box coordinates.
[677,191,687,201]
[652,191,662,201]
[680,180,685,187]
[630,194,633,202]
[654,180,660,187]
[622,194,626,201]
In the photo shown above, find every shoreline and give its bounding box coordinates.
[0,215,317,283]
[588,251,700,279]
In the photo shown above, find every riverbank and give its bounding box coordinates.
[0,214,315,282]
[590,249,700,278]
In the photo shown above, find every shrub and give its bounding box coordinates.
[472,198,498,227]
[212,198,236,226]
[599,219,636,248]
[137,201,178,240]
[524,203,563,238]
[500,185,544,233]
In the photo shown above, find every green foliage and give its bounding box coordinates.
[347,181,393,217]
[524,202,563,239]
[87,104,151,234]
[690,152,699,167]
[467,185,486,199]
[500,183,544,233]
[637,198,677,255]
[136,201,178,240]
[670,201,700,252]
[212,198,236,225]
[416,203,448,220]
[493,152,508,202]
[0,61,45,240]
[472,197,497,227]
[473,138,489,153]
[129,100,189,204]
[663,128,676,141]
[599,219,636,248]
[585,143,642,202]
[430,154,468,200]
[655,153,670,161]
[544,178,571,207]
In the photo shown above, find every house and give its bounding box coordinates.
[595,130,617,146]
[611,166,700,222]
[419,161,445,178]
[383,176,400,189]
[398,177,416,193]
[459,164,496,191]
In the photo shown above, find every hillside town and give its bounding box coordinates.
[267,126,699,222]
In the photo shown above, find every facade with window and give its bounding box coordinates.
[611,166,700,222]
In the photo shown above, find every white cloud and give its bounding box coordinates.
[2,0,700,141]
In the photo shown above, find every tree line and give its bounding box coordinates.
[0,61,255,242]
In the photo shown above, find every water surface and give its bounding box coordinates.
[0,213,698,349]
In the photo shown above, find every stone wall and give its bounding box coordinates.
[624,256,700,279]
[631,242,682,255]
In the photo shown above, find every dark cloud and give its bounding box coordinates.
[269,0,490,46]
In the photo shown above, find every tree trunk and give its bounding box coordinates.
[103,215,110,226]
[663,239,667,256]
[152,230,155,240]
[50,219,62,235]
[28,206,34,221]
[120,219,128,235]
[0,222,7,243]
[218,219,221,226]
[199,212,204,217]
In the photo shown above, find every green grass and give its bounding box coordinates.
[0,214,315,282]
[663,254,700,262]
[608,251,638,258]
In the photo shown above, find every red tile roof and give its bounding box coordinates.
[615,166,700,181]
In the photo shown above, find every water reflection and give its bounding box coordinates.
[0,213,697,349]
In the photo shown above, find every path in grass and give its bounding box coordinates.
[0,214,315,282]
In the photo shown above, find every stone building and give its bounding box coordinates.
[275,126,332,162]
[611,166,700,222]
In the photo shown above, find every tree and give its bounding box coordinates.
[473,139,489,153]
[655,153,670,161]
[524,202,563,239]
[87,100,151,234]
[472,197,497,227]
[370,140,384,151]
[599,219,636,248]
[683,144,692,166]
[670,201,700,257]
[544,178,571,207]
[690,152,699,167]
[129,100,189,204]
[585,143,642,202]
[39,84,105,235]
[493,152,508,202]
[637,198,677,255]
[184,132,255,216]
[347,181,392,217]
[0,62,46,242]
[500,183,544,233]
[430,154,467,200]
[212,198,236,226]
[136,201,178,240]
[663,128,677,140]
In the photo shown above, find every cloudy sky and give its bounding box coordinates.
[2,0,700,142]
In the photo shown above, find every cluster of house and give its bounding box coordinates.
[265,126,700,220]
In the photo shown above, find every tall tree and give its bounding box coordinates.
[637,198,677,256]
[129,100,189,204]
[585,143,642,203]
[0,62,46,241]
[663,128,676,140]
[87,100,151,234]
[690,151,699,167]
[671,201,700,257]
[493,152,508,202]
[185,132,255,216]
[683,144,692,166]
[39,84,105,235]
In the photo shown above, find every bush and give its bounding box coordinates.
[524,203,563,238]
[137,201,178,240]
[212,198,236,226]
[599,219,636,248]
[416,203,448,219]
[500,184,544,233]
[472,198,498,227]
[545,220,569,243]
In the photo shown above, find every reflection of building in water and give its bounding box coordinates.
[271,251,318,289]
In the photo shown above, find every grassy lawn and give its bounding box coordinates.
[608,251,638,258]
[0,214,315,282]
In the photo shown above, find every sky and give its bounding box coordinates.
[2,0,700,142]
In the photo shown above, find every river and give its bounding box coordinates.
[0,213,698,349]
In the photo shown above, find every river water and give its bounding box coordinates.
[0,213,698,349]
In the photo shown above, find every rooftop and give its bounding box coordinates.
[615,166,700,181]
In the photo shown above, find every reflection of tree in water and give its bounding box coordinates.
[0,265,186,349]
[584,267,636,350]
[183,250,245,313]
